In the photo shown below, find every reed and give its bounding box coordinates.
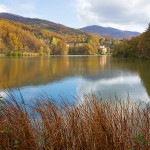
[0,92,149,150]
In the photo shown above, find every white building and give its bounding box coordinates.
[99,45,107,53]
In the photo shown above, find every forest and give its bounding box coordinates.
[0,18,116,56]
[113,24,150,59]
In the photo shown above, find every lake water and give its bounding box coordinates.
[0,56,150,103]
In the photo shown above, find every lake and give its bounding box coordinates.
[0,56,150,103]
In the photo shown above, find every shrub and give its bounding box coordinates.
[8,51,22,56]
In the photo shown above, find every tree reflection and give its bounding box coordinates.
[0,56,149,97]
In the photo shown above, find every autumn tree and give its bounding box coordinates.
[39,46,44,55]
[8,33,19,50]
[0,38,3,52]
[83,44,93,55]
[46,47,50,55]
[56,40,68,55]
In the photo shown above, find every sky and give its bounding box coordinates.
[0,0,150,32]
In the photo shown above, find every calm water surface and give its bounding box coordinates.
[0,56,149,103]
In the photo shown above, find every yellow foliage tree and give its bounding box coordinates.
[51,37,58,45]
[8,33,19,50]
[83,44,94,55]
[0,38,3,52]
[56,40,68,55]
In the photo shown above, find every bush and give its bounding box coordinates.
[8,51,22,56]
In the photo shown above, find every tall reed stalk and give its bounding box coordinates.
[0,92,149,150]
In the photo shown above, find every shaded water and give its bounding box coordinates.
[0,56,149,102]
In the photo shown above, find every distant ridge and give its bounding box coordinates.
[80,25,141,39]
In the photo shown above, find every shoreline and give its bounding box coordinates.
[0,53,111,57]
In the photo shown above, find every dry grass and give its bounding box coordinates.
[0,92,149,150]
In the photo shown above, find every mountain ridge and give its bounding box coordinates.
[80,25,141,39]
[0,13,141,39]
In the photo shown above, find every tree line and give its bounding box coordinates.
[113,24,150,59]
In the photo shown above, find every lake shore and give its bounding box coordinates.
[0,53,110,57]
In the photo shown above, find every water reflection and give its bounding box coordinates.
[0,56,109,88]
[77,74,149,102]
[0,56,149,102]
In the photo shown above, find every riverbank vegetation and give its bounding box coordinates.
[113,24,150,59]
[0,19,116,56]
[0,92,149,149]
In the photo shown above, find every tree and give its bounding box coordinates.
[47,47,51,55]
[99,38,105,45]
[18,42,23,51]
[83,44,93,55]
[51,36,58,45]
[86,38,89,43]
[56,40,68,55]
[8,33,19,50]
[0,38,3,52]
[24,46,30,52]
[39,46,44,55]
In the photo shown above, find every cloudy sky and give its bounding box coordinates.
[0,0,150,32]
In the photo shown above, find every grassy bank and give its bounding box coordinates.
[0,54,5,57]
[0,93,149,150]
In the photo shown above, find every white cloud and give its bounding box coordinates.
[0,4,9,12]
[76,0,150,32]
[76,75,150,103]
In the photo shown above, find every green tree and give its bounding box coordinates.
[99,38,105,45]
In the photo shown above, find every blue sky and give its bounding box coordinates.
[0,0,150,32]
[0,0,81,28]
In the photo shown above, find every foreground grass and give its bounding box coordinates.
[0,92,149,150]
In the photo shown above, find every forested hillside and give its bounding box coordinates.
[0,15,120,56]
[113,24,150,59]
[0,13,87,36]
[0,18,103,55]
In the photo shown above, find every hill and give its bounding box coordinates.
[80,25,140,39]
[0,13,87,36]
